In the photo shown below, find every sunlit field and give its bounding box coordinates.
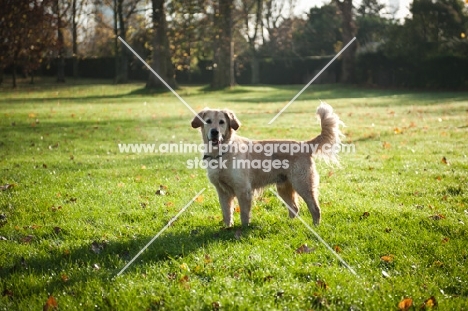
[1,78,467,310]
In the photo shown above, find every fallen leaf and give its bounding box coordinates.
[316,280,329,290]
[43,295,58,310]
[53,227,62,234]
[2,289,13,298]
[195,195,204,203]
[394,127,402,134]
[164,201,174,207]
[90,241,106,254]
[383,141,391,149]
[441,237,449,244]
[61,274,69,282]
[51,205,62,212]
[380,255,394,263]
[360,212,370,220]
[234,206,240,213]
[156,185,166,195]
[430,214,445,220]
[433,260,444,267]
[21,235,34,243]
[421,296,437,309]
[441,157,449,165]
[382,270,390,278]
[204,254,212,264]
[0,184,14,191]
[42,163,48,169]
[397,298,413,310]
[212,301,221,310]
[333,245,342,253]
[328,170,334,177]
[296,244,314,254]
[384,228,392,233]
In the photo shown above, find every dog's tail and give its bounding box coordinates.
[308,102,345,163]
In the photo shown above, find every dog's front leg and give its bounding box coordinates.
[215,186,235,227]
[236,188,253,226]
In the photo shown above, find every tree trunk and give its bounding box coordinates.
[12,63,17,88]
[115,0,128,83]
[72,0,79,78]
[212,0,235,89]
[146,0,177,89]
[336,0,357,84]
[56,0,65,83]
[250,51,260,84]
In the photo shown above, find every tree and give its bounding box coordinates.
[0,0,57,87]
[294,3,341,56]
[335,0,357,83]
[239,0,263,84]
[212,0,236,88]
[146,0,177,89]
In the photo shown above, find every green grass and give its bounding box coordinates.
[1,78,468,310]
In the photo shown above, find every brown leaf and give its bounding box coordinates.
[212,301,221,310]
[360,212,370,220]
[234,206,240,213]
[441,157,449,165]
[21,235,34,243]
[333,245,342,253]
[61,274,69,282]
[441,237,449,244]
[382,141,391,149]
[0,184,14,191]
[2,289,13,298]
[316,280,329,290]
[380,255,394,263]
[397,298,413,310]
[296,244,314,254]
[421,296,438,309]
[195,195,203,203]
[204,254,212,264]
[43,295,58,311]
[430,214,445,220]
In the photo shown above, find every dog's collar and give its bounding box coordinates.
[203,153,225,160]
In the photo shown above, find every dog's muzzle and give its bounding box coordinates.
[208,128,223,146]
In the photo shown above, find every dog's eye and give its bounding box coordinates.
[219,120,225,125]
[206,119,212,124]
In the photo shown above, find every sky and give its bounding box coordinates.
[293,0,412,20]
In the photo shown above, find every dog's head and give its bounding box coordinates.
[191,108,241,146]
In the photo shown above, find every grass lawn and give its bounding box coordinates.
[1,78,467,310]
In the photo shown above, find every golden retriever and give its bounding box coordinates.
[191,103,344,227]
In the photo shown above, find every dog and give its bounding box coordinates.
[191,102,344,227]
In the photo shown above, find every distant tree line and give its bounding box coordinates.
[1,0,467,89]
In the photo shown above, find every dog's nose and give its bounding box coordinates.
[210,128,219,136]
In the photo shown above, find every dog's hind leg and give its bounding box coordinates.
[276,181,299,218]
[290,168,321,225]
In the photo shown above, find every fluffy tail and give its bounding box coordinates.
[309,102,345,163]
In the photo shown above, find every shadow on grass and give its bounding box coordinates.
[0,225,250,296]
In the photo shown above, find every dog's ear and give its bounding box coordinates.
[223,109,241,131]
[191,110,206,128]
